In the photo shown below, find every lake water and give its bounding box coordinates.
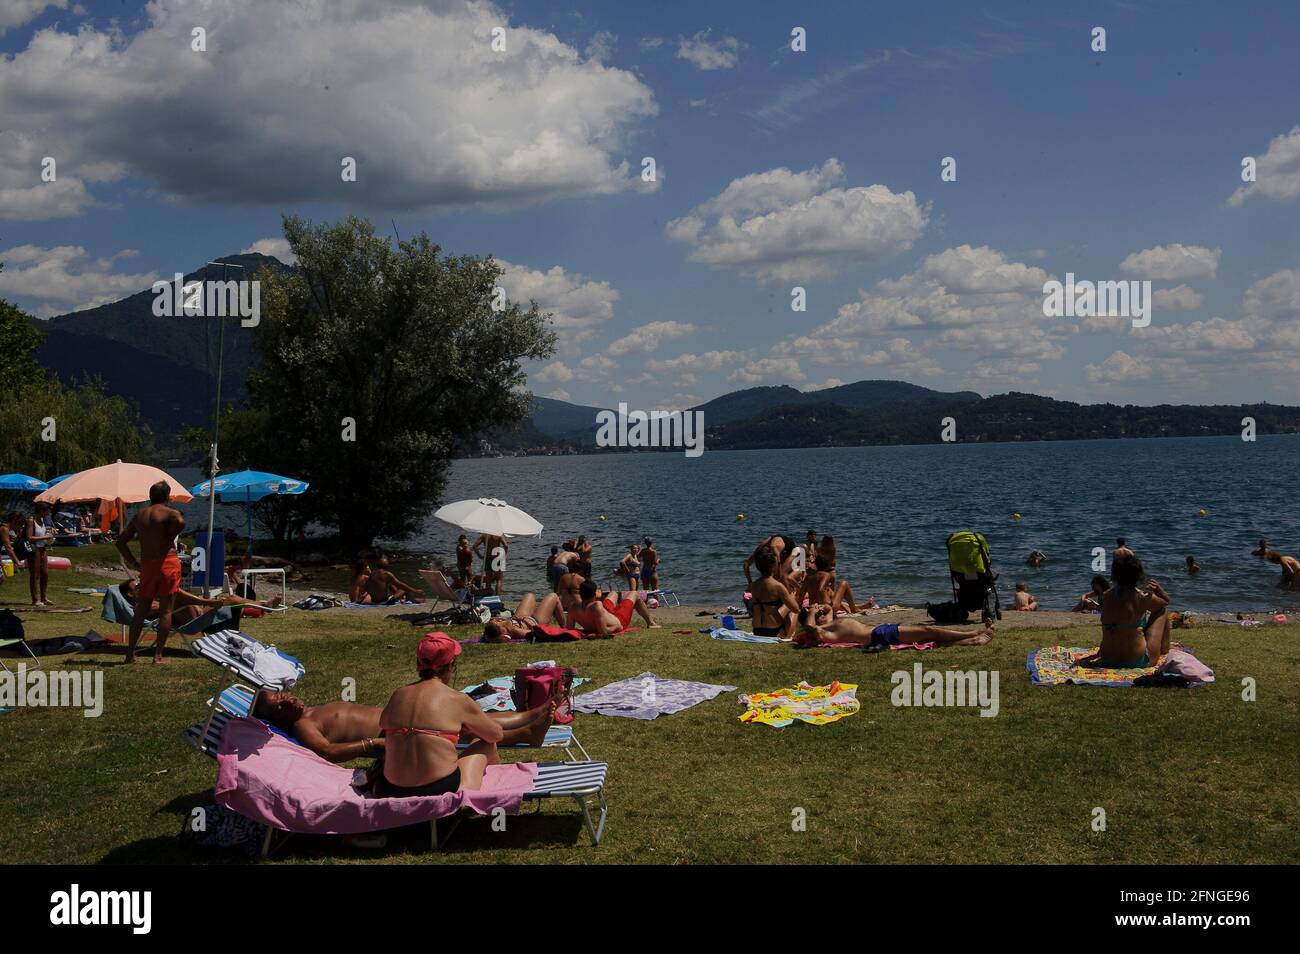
[420,435,1300,614]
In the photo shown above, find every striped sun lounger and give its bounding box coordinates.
[197,684,591,762]
[188,712,609,852]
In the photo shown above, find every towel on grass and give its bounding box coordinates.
[215,717,535,835]
[740,681,859,728]
[573,671,736,720]
[707,626,780,644]
[1026,644,1210,687]
[462,674,591,712]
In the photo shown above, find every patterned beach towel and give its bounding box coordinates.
[1026,645,1185,687]
[739,681,859,728]
[462,675,591,712]
[573,672,736,720]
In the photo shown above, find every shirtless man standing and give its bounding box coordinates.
[1266,551,1300,589]
[640,537,660,591]
[550,545,580,592]
[796,604,994,648]
[116,481,185,664]
[474,533,508,595]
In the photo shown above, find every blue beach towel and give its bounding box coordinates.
[706,626,780,644]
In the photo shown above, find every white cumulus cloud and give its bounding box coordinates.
[0,0,657,214]
[676,29,741,70]
[1227,126,1300,206]
[666,159,928,283]
[1120,244,1220,281]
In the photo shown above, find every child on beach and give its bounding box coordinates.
[1013,581,1039,611]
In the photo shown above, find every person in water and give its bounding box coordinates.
[375,633,503,796]
[748,546,801,639]
[254,688,554,763]
[640,537,660,591]
[796,604,994,648]
[1252,538,1269,557]
[1185,555,1201,574]
[1012,580,1039,611]
[1025,549,1047,568]
[1079,551,1170,669]
[1265,550,1300,589]
[616,543,641,592]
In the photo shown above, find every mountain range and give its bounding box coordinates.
[27,253,1300,454]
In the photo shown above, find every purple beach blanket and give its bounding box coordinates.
[573,671,737,720]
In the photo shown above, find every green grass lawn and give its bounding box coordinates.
[1,554,1296,864]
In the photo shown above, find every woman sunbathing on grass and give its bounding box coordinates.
[119,578,280,626]
[253,687,555,764]
[749,546,801,639]
[1079,552,1170,669]
[375,633,503,795]
[481,590,570,642]
[795,604,994,648]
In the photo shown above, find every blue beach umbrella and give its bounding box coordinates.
[46,474,72,486]
[189,470,309,558]
[0,474,49,491]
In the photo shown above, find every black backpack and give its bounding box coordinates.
[0,608,25,641]
[926,601,969,625]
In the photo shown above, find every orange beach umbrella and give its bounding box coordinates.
[34,460,193,505]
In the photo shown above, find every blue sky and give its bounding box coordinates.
[2,0,1298,409]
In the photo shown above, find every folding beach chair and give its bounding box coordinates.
[100,585,242,646]
[0,609,38,672]
[187,630,304,759]
[642,588,681,607]
[186,713,609,854]
[0,637,39,672]
[418,568,495,614]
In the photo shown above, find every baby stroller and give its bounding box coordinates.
[927,531,1002,624]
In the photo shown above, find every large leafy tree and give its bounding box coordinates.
[231,215,555,550]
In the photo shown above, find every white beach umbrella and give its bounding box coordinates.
[434,497,543,538]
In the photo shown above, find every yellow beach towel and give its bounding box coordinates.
[739,680,859,728]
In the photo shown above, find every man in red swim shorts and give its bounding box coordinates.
[565,579,660,636]
[116,480,185,664]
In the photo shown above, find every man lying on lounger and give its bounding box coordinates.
[253,687,555,764]
[565,579,659,635]
[795,604,994,648]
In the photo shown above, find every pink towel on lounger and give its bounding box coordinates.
[214,717,537,835]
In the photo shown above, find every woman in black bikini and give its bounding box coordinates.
[748,546,801,639]
[376,633,504,796]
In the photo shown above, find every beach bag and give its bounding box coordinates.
[511,665,577,724]
[926,601,968,625]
